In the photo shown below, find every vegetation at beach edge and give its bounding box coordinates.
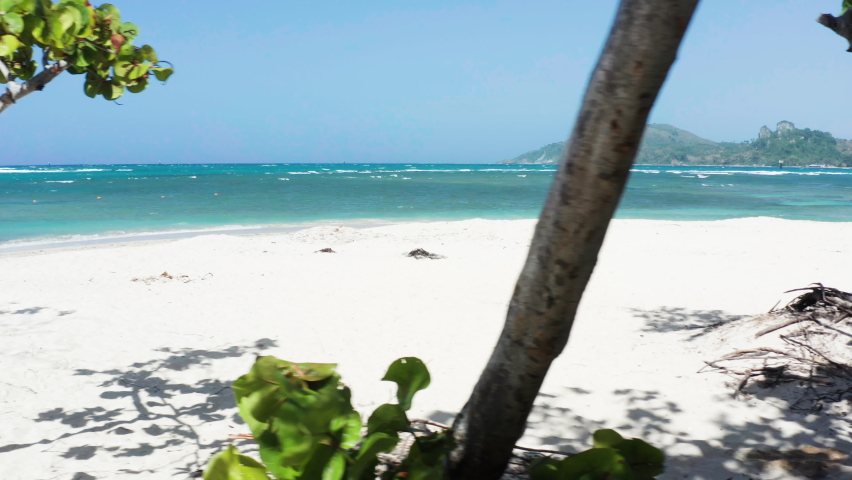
[204,356,665,480]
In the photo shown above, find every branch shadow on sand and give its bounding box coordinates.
[428,306,851,479]
[631,306,748,340]
[0,339,276,478]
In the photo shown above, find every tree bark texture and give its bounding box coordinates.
[0,60,69,115]
[817,9,852,51]
[448,1,700,478]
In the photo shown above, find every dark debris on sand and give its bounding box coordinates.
[406,248,445,260]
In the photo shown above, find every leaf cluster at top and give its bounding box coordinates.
[0,0,172,99]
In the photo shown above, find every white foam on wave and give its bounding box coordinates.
[189,176,197,179]
[0,168,65,173]
[116,169,133,171]
[289,171,320,175]
[279,178,290,181]
[45,180,74,183]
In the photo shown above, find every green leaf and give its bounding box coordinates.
[13,55,35,79]
[557,449,631,480]
[528,457,561,480]
[24,14,44,45]
[57,5,81,33]
[367,404,409,436]
[2,12,24,34]
[844,0,852,14]
[9,0,36,15]
[612,439,665,479]
[382,357,430,411]
[330,410,363,449]
[323,451,346,480]
[0,34,20,57]
[0,0,17,13]
[126,76,148,93]
[96,3,120,26]
[348,432,400,480]
[592,429,624,449]
[281,361,339,382]
[84,73,103,98]
[149,66,171,82]
[102,81,123,101]
[203,445,270,480]
[127,62,149,79]
[118,21,138,42]
[44,13,66,48]
[139,44,157,63]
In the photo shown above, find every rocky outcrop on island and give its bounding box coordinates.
[504,121,852,167]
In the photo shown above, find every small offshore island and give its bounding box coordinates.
[504,121,852,167]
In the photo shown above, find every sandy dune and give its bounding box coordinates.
[2,218,851,479]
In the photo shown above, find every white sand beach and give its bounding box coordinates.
[2,218,851,479]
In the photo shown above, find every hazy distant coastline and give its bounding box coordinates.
[504,121,852,167]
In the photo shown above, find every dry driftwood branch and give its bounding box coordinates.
[755,315,809,338]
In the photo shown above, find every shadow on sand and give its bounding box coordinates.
[0,339,276,478]
[428,306,851,479]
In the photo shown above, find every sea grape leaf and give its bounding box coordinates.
[612,438,665,478]
[102,80,123,100]
[557,448,631,480]
[323,451,346,480]
[84,73,103,98]
[382,357,430,411]
[139,44,157,62]
[118,21,138,42]
[347,432,400,480]
[299,442,344,480]
[127,62,149,79]
[278,361,338,382]
[528,457,561,480]
[367,403,409,436]
[2,12,24,34]
[96,3,120,26]
[232,356,288,427]
[0,34,21,56]
[127,77,148,93]
[203,445,270,480]
[151,66,173,82]
[330,410,363,449]
[592,429,624,449]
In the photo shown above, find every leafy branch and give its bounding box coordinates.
[0,0,174,114]
[204,356,666,480]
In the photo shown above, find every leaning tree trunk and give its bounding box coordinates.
[447,1,700,478]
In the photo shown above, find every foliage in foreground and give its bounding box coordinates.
[205,356,666,480]
[0,0,172,100]
[528,429,665,480]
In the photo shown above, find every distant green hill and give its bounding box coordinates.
[503,122,852,167]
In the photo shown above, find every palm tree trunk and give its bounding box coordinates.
[447,1,700,478]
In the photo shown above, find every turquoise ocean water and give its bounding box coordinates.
[2,164,851,249]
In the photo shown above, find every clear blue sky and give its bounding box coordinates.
[3,0,851,164]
